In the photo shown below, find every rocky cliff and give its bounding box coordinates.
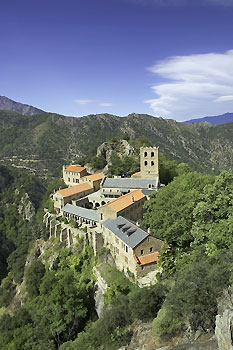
[215,287,233,350]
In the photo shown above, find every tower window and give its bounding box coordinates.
[151,161,154,166]
[144,161,148,166]
[144,152,147,157]
[151,152,154,157]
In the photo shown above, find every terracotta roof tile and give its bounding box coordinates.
[65,165,86,173]
[82,173,104,181]
[58,183,92,198]
[134,252,159,266]
[101,189,145,212]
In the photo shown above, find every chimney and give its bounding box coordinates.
[147,227,151,234]
[131,196,134,202]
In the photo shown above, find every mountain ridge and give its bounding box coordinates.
[1,109,233,178]
[0,96,45,116]
[183,112,233,125]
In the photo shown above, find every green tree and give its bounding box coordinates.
[191,171,233,254]
[143,172,213,250]
[26,260,46,299]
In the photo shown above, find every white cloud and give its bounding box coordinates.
[215,95,233,102]
[145,50,233,120]
[99,102,113,107]
[73,99,96,105]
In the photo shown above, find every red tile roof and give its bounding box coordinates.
[100,189,145,212]
[58,183,92,198]
[65,165,86,173]
[82,173,104,181]
[134,252,159,266]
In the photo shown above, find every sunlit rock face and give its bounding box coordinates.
[215,287,233,350]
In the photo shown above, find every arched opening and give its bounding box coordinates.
[144,152,147,157]
[95,203,100,208]
[151,152,154,157]
[151,161,154,166]
[101,201,106,205]
[144,161,148,166]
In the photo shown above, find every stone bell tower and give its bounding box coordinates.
[140,146,159,179]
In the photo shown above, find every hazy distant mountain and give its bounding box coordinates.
[0,96,44,115]
[183,113,233,125]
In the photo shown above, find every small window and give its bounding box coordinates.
[151,152,154,157]
[68,178,70,182]
[100,213,103,220]
[144,161,148,166]
[147,237,150,242]
[151,161,154,166]
[141,249,144,255]
[141,266,144,270]
[144,152,147,157]
[150,247,153,253]
[125,246,128,253]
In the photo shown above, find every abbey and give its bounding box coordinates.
[48,146,163,280]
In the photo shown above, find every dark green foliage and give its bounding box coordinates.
[153,250,232,337]
[108,152,139,177]
[26,260,46,298]
[143,171,214,250]
[159,155,192,185]
[191,171,233,254]
[129,135,152,151]
[144,170,233,339]
[122,132,130,141]
[0,165,46,285]
[129,284,167,321]
[0,274,16,307]
[0,243,96,349]
[89,154,107,170]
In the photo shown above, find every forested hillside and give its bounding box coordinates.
[1,110,233,177]
[1,161,232,349]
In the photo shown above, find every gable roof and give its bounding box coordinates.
[65,165,86,173]
[58,183,92,198]
[101,189,145,212]
[62,203,99,222]
[101,177,158,190]
[102,216,149,249]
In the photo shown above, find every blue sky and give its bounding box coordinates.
[1,0,233,121]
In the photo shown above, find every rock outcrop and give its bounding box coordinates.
[97,139,136,163]
[93,266,109,318]
[215,287,233,350]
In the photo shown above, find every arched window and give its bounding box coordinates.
[151,161,154,166]
[144,152,147,157]
[151,152,154,157]
[144,161,148,166]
